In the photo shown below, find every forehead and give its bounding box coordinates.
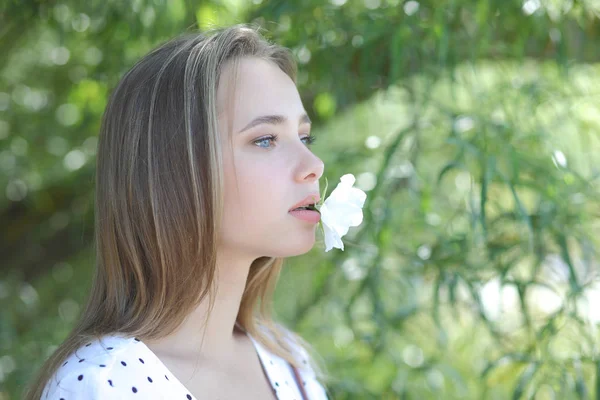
[217,57,304,133]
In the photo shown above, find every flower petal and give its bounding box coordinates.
[323,221,344,252]
[321,202,362,235]
[318,173,367,252]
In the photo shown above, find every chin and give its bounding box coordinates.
[265,238,316,258]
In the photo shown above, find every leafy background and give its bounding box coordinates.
[1,0,600,399]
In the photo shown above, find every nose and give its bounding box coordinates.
[295,150,325,183]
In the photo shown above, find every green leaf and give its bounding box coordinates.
[512,362,539,400]
[313,92,336,119]
[595,359,600,400]
[437,160,465,185]
[574,359,588,399]
[196,4,218,30]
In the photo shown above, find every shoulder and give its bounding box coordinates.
[261,323,330,399]
[41,334,153,399]
[280,327,331,399]
[271,325,315,372]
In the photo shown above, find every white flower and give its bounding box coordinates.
[316,174,367,252]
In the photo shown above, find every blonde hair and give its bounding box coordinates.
[24,23,330,399]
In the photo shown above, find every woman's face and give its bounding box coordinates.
[216,57,325,259]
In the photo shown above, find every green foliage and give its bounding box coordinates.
[1,1,599,399]
[282,59,599,399]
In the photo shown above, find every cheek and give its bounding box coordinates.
[223,156,287,222]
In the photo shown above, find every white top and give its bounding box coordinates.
[41,325,329,399]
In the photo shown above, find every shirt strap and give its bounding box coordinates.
[238,320,311,399]
[291,362,309,400]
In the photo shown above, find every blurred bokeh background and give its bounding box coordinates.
[2,0,600,398]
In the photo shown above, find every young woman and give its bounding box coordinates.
[24,24,330,399]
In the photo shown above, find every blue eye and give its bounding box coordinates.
[253,134,317,149]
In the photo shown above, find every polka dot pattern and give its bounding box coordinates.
[40,328,329,399]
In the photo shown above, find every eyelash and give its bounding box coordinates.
[253,134,317,149]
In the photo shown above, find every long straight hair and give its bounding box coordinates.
[24,24,329,399]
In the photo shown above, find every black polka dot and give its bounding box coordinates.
[186,395,192,400]
[132,387,137,393]
[99,364,106,367]
[147,376,153,383]
[62,361,68,366]
[139,358,144,364]
[59,398,64,400]
[275,382,279,387]
[77,374,84,381]
[134,337,140,342]
[121,361,127,366]
[78,358,85,363]
[165,375,169,381]
[108,379,113,386]
[107,347,113,350]
[85,342,91,347]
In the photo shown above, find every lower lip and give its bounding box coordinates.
[289,210,321,223]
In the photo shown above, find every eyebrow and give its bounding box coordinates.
[238,113,311,134]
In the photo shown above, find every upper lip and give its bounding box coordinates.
[289,193,321,211]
